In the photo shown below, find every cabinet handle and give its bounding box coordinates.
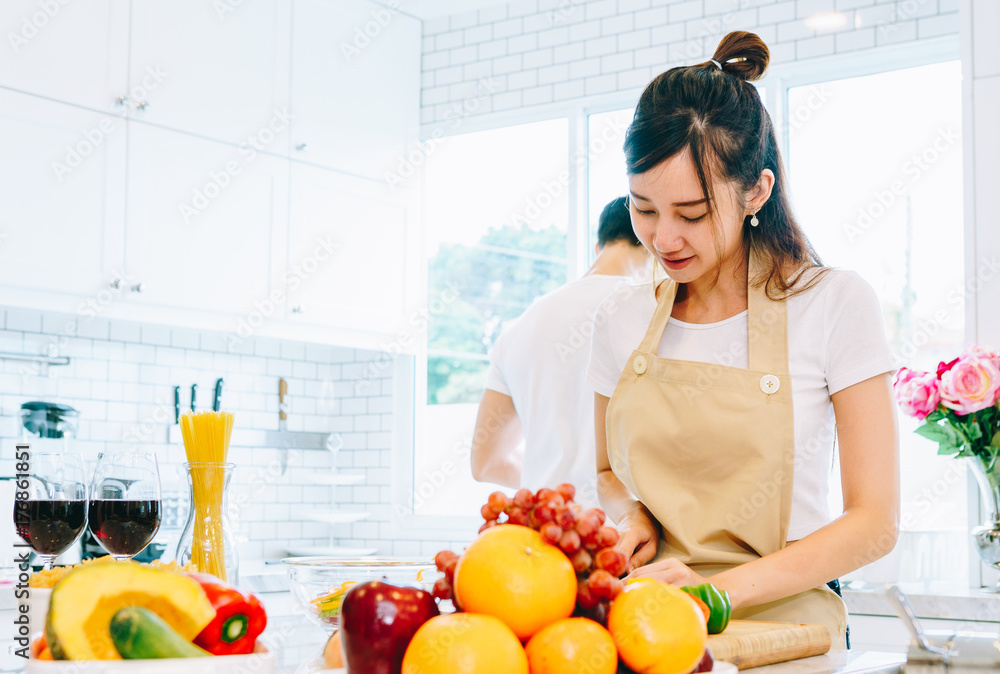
[295,143,308,152]
[131,283,145,293]
[115,95,129,107]
[135,101,150,111]
[291,305,304,314]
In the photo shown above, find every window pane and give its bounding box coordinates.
[419,119,570,517]
[788,61,966,589]
[425,119,569,255]
[588,109,633,256]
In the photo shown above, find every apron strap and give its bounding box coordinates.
[634,254,789,374]
[636,280,677,354]
[746,257,789,374]
[747,282,788,373]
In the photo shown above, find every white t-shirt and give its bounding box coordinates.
[586,268,897,540]
[485,274,631,510]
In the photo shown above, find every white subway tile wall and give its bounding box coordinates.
[419,0,956,126]
[0,305,435,560]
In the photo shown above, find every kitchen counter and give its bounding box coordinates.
[743,650,903,673]
[0,564,991,673]
[844,582,1000,624]
[251,583,908,674]
[209,567,995,674]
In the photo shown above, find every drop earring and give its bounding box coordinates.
[750,210,759,227]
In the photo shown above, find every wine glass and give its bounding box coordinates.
[12,452,88,570]
[88,452,162,562]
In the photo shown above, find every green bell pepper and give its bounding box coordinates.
[681,583,732,634]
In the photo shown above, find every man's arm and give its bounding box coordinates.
[470,389,524,488]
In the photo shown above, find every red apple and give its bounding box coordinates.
[340,580,439,674]
[692,647,715,672]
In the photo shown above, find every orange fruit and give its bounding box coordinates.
[453,524,577,640]
[607,580,707,674]
[323,631,344,669]
[401,613,528,674]
[525,617,617,674]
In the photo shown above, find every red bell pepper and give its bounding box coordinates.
[189,573,267,655]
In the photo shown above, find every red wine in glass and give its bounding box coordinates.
[88,499,161,558]
[13,500,87,556]
[89,452,162,561]
[13,452,88,570]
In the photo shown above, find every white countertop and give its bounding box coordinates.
[744,650,904,673]
[843,582,1000,624]
[254,587,907,674]
[2,562,995,673]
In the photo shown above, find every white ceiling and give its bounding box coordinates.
[400,0,511,19]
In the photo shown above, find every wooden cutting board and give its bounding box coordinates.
[707,620,831,670]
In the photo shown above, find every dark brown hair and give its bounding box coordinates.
[598,196,641,248]
[624,31,825,298]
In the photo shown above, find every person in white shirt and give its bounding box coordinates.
[586,31,899,648]
[470,197,649,509]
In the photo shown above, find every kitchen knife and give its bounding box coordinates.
[168,386,182,443]
[213,378,224,412]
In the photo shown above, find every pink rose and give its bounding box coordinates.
[966,345,1000,372]
[894,370,941,420]
[936,358,959,378]
[939,353,1000,415]
[894,367,922,388]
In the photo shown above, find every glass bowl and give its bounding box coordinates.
[282,557,437,634]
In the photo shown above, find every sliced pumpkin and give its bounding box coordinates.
[45,561,216,660]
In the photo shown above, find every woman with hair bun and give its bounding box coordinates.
[587,31,899,647]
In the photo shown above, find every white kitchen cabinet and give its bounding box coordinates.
[0,0,129,113]
[0,1,421,342]
[128,0,291,149]
[0,90,126,301]
[286,163,415,337]
[290,0,420,180]
[123,122,287,316]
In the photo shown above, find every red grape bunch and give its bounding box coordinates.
[431,483,628,621]
[431,549,460,605]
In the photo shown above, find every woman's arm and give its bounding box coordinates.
[639,373,900,608]
[470,389,523,488]
[596,393,661,572]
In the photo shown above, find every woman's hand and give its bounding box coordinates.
[625,557,708,588]
[615,504,661,573]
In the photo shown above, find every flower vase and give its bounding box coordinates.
[969,456,1000,593]
[176,462,239,585]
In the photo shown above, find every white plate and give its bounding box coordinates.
[284,546,377,557]
[314,659,737,673]
[304,473,365,486]
[26,640,275,673]
[302,511,370,524]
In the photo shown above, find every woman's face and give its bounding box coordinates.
[627,147,747,285]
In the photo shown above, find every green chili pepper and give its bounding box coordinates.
[681,583,732,634]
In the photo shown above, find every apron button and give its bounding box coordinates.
[633,355,647,375]
[760,374,780,394]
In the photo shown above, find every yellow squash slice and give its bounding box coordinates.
[45,562,216,660]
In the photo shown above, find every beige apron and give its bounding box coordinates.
[605,264,848,648]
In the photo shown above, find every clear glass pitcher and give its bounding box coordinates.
[175,462,238,584]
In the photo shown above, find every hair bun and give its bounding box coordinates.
[712,31,769,81]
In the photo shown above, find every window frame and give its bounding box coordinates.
[395,35,984,589]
